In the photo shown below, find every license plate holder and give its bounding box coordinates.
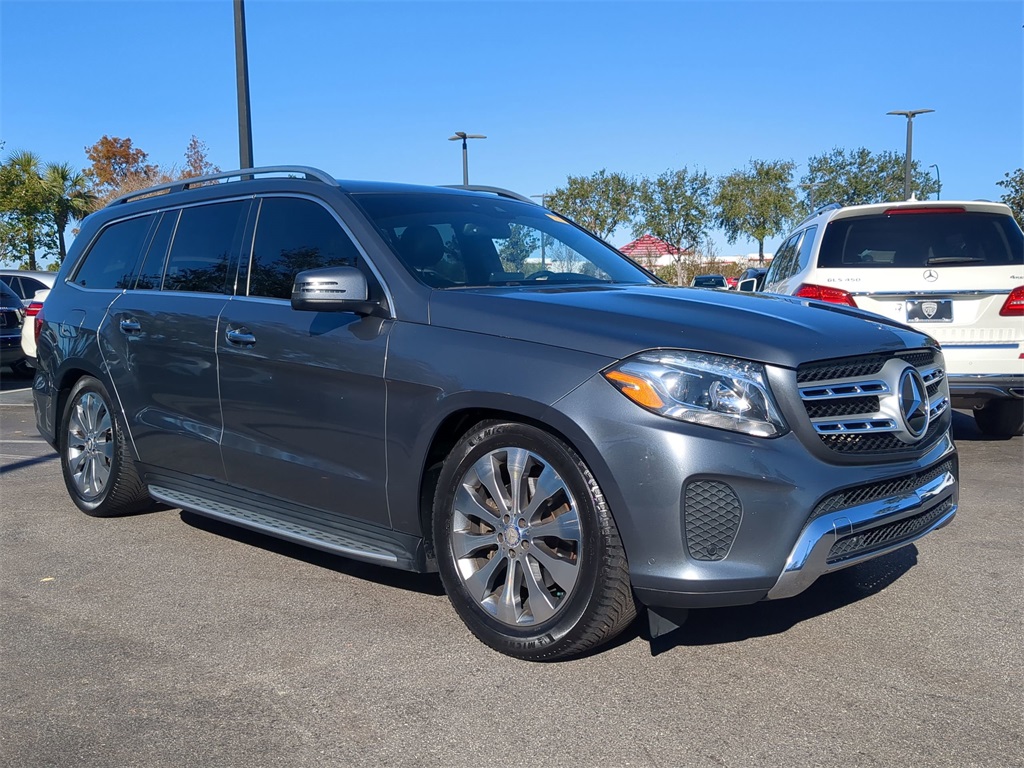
[906,299,952,323]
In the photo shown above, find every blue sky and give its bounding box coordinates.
[2,0,1021,256]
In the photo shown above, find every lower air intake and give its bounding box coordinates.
[684,481,742,561]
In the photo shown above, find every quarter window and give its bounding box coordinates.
[246,197,362,300]
[72,215,154,290]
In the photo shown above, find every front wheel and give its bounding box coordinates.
[60,376,150,517]
[433,421,636,660]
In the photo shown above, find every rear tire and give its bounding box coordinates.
[974,399,1024,438]
[433,420,636,661]
[60,376,151,517]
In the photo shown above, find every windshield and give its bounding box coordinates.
[818,211,1024,268]
[353,192,655,288]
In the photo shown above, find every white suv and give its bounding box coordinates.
[754,200,1024,437]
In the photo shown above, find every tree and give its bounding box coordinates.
[84,135,162,206]
[634,168,713,285]
[798,147,939,213]
[0,150,56,269]
[714,159,796,263]
[996,168,1024,223]
[45,162,95,263]
[498,224,539,273]
[548,169,638,242]
[182,135,221,179]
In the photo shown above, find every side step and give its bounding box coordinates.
[149,483,419,570]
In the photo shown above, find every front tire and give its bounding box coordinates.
[433,420,636,660]
[60,376,150,517]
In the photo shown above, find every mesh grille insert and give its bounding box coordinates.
[684,481,742,562]
[827,497,954,564]
[813,459,955,518]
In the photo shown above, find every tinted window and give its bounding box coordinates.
[355,192,652,288]
[818,212,1024,268]
[72,215,154,289]
[246,197,362,299]
[765,232,801,284]
[795,226,818,272]
[164,201,248,293]
[133,212,178,290]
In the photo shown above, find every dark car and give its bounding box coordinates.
[32,166,959,660]
[734,267,768,290]
[1,279,30,376]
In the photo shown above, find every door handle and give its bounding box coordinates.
[225,327,257,347]
[119,318,142,334]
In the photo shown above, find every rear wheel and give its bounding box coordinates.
[60,376,150,517]
[433,420,636,660]
[974,399,1024,438]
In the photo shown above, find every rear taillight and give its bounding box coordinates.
[34,307,44,345]
[1000,286,1024,316]
[794,283,858,307]
[24,301,44,318]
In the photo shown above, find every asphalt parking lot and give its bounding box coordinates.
[1,374,1021,768]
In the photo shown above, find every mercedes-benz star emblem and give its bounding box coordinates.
[899,368,930,438]
[923,269,939,282]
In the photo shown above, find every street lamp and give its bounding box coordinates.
[886,109,934,200]
[929,163,941,200]
[531,193,553,267]
[448,132,486,186]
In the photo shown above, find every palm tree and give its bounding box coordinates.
[0,150,48,269]
[45,162,95,264]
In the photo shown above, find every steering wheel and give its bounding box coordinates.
[526,270,558,281]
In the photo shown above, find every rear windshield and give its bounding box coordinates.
[352,192,654,289]
[692,276,725,287]
[818,211,1024,268]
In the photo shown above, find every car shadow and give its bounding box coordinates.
[950,408,1016,442]
[179,510,446,597]
[591,546,921,658]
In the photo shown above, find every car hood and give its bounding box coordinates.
[426,284,936,369]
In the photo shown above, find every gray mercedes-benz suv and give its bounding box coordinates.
[33,167,958,660]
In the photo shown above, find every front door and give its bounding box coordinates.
[217,195,392,526]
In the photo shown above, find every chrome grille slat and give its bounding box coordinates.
[797,348,948,453]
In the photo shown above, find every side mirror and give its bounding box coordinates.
[737,277,759,293]
[291,266,377,314]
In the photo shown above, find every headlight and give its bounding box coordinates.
[604,351,788,437]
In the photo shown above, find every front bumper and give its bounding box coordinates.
[552,375,959,612]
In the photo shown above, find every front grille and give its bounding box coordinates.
[683,481,742,561]
[797,348,948,454]
[812,458,955,518]
[827,497,954,564]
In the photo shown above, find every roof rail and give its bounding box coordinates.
[794,201,842,229]
[439,184,536,205]
[108,166,338,207]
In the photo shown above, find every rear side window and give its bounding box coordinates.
[163,201,249,293]
[245,197,362,300]
[72,215,154,289]
[133,212,178,290]
[818,212,1024,268]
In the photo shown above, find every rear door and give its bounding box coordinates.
[100,199,251,481]
[217,195,392,525]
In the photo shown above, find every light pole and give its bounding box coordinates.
[448,132,486,186]
[930,163,941,199]
[887,109,934,200]
[531,193,553,267]
[233,0,254,169]
[800,181,824,209]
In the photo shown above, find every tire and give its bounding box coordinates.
[432,420,636,661]
[974,399,1024,438]
[59,376,150,517]
[9,358,34,379]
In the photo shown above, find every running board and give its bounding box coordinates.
[149,483,419,570]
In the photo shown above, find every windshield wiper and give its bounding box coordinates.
[926,256,986,265]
